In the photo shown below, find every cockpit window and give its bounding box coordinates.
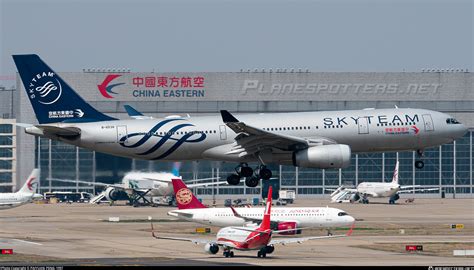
[446,118,460,124]
[338,212,348,216]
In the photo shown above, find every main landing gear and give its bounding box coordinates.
[226,163,273,188]
[223,250,234,258]
[415,149,424,169]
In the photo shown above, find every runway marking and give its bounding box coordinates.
[12,239,43,245]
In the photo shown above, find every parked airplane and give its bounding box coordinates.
[13,54,468,188]
[327,160,439,204]
[168,178,354,233]
[152,186,355,258]
[0,169,43,210]
[49,171,225,206]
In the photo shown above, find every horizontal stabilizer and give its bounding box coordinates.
[36,125,81,137]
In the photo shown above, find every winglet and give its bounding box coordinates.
[124,105,144,117]
[346,222,356,237]
[230,206,243,218]
[220,110,239,123]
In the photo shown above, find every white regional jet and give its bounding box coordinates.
[49,171,225,206]
[13,55,468,188]
[328,161,439,204]
[152,186,355,258]
[0,169,43,210]
[168,178,355,234]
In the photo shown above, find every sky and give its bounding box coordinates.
[0,0,472,87]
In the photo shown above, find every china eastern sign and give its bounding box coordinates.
[97,74,206,99]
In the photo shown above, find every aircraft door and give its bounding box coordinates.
[219,125,227,140]
[325,208,333,223]
[358,117,369,134]
[117,125,128,143]
[422,114,435,131]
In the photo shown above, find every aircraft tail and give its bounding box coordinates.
[258,186,273,231]
[391,160,399,184]
[171,179,207,209]
[19,169,40,194]
[12,54,116,124]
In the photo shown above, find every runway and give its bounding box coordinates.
[0,198,472,266]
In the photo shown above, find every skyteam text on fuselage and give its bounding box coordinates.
[13,54,468,187]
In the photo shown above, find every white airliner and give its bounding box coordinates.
[327,161,439,204]
[49,171,225,205]
[168,178,355,234]
[0,169,43,210]
[152,186,355,258]
[13,54,468,188]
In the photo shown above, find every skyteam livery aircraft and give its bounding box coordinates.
[13,54,468,187]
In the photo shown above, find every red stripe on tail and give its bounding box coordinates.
[258,186,273,231]
[171,179,207,210]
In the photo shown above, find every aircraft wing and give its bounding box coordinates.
[47,177,122,188]
[220,110,336,157]
[150,223,209,244]
[399,185,422,189]
[187,180,229,188]
[270,222,355,245]
[398,188,439,194]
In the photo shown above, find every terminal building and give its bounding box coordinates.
[5,68,473,198]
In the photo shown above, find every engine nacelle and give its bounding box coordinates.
[389,194,400,202]
[204,243,219,254]
[349,193,360,203]
[104,187,125,201]
[277,222,301,235]
[293,145,351,169]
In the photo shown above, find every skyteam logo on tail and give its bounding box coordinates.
[98,75,125,98]
[28,72,62,105]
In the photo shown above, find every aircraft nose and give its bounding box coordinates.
[347,215,355,224]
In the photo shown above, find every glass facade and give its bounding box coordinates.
[35,130,473,197]
[0,120,15,192]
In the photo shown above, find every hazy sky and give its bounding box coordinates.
[0,0,472,83]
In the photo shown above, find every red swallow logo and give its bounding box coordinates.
[27,177,36,191]
[412,125,420,135]
[97,75,124,99]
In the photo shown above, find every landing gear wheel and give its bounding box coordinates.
[389,200,394,204]
[229,251,234,257]
[415,160,424,169]
[227,174,241,185]
[238,165,254,178]
[245,176,260,188]
[224,251,230,257]
[259,167,272,180]
[257,251,261,258]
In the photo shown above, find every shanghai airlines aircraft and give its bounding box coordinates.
[168,179,355,233]
[152,186,355,258]
[327,160,439,204]
[13,55,468,188]
[0,169,43,210]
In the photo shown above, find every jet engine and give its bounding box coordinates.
[349,193,360,203]
[204,243,219,254]
[389,194,400,203]
[292,144,351,169]
[104,187,124,201]
[277,222,302,235]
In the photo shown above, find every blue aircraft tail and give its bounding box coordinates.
[13,54,116,124]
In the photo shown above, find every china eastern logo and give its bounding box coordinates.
[28,72,62,105]
[97,74,125,98]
